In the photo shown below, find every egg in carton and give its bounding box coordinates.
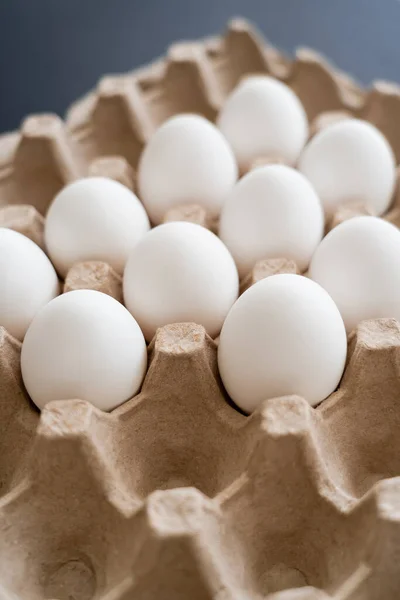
[1,17,400,600]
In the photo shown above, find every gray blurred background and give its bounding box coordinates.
[1,0,400,133]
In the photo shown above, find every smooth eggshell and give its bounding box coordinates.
[219,164,324,278]
[138,114,238,224]
[21,290,147,411]
[218,274,347,412]
[309,216,400,333]
[298,119,396,219]
[45,177,150,277]
[123,221,239,341]
[0,228,59,340]
[217,75,309,171]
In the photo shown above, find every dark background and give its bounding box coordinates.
[1,0,400,133]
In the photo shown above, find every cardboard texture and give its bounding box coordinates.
[1,17,400,600]
[63,262,123,303]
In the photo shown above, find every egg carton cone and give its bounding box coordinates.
[1,16,400,600]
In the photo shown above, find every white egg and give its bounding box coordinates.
[45,177,150,277]
[123,221,239,341]
[21,290,147,411]
[138,114,238,224]
[0,228,59,340]
[309,216,400,333]
[218,274,347,412]
[298,119,396,219]
[217,75,309,172]
[219,164,324,278]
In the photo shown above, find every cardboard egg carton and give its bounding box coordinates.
[2,301,400,599]
[1,17,400,600]
[2,17,400,218]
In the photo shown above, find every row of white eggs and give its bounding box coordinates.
[15,213,399,415]
[1,74,399,417]
[140,76,395,223]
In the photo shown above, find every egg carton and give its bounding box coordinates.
[1,17,400,600]
[2,17,400,219]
